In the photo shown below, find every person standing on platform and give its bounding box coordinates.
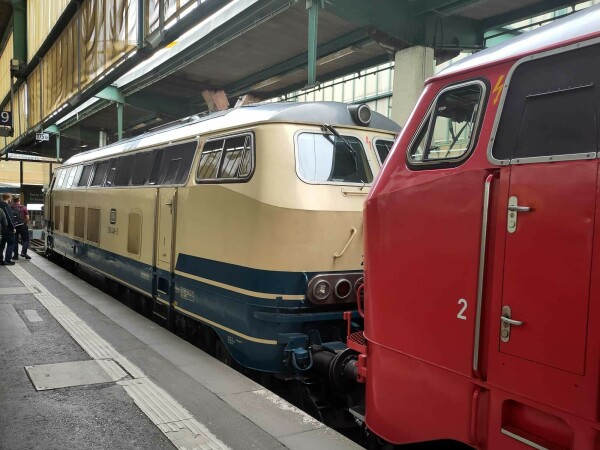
[0,205,7,260]
[12,196,30,260]
[0,193,16,265]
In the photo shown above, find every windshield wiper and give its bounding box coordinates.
[321,124,364,184]
[321,124,357,157]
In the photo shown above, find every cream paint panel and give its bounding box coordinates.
[214,124,392,211]
[51,188,157,267]
[176,186,364,273]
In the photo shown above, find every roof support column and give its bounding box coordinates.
[46,125,60,160]
[137,0,146,48]
[306,0,322,87]
[117,103,124,141]
[391,45,434,127]
[95,87,125,141]
[11,0,26,65]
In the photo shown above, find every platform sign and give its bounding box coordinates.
[0,111,12,127]
[36,132,50,141]
[22,185,45,204]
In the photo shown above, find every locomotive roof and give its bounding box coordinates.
[64,101,400,166]
[436,4,600,80]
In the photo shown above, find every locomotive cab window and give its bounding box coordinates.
[78,165,93,187]
[196,134,254,182]
[131,152,154,185]
[91,160,111,186]
[374,139,395,165]
[492,44,600,162]
[409,82,485,165]
[296,133,373,184]
[55,169,67,189]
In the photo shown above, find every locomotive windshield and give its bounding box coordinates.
[296,133,373,185]
[409,82,484,164]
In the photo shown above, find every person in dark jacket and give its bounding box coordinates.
[0,193,16,265]
[11,196,30,260]
[0,207,7,241]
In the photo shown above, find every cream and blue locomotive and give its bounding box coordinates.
[45,102,398,378]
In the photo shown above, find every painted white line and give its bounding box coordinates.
[23,310,43,322]
[8,264,230,450]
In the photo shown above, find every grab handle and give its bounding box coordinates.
[333,227,357,259]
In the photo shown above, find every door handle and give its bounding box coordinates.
[500,316,524,326]
[500,305,523,342]
[507,204,531,213]
[507,196,532,233]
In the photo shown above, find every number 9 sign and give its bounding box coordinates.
[0,111,12,126]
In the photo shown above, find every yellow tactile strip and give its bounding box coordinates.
[8,264,230,450]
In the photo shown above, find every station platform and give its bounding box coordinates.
[0,253,362,450]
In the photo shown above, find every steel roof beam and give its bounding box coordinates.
[324,0,417,44]
[11,0,26,65]
[95,86,125,104]
[126,91,190,118]
[483,0,576,30]
[119,0,296,98]
[225,28,372,97]
[324,0,483,51]
[425,15,484,51]
[268,54,390,102]
[414,0,483,15]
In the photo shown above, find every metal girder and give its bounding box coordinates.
[306,0,322,86]
[324,0,416,44]
[425,15,484,51]
[271,54,389,101]
[120,0,296,97]
[123,112,161,131]
[56,100,111,132]
[11,0,26,65]
[95,86,125,104]
[45,125,60,135]
[483,0,576,30]
[126,91,188,118]
[60,127,101,145]
[414,0,483,15]
[324,0,482,51]
[225,28,372,96]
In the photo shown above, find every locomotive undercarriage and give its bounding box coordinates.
[48,250,366,430]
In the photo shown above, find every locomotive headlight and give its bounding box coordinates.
[354,277,364,293]
[334,279,352,300]
[348,104,372,126]
[313,280,331,301]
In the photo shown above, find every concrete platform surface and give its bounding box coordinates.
[0,253,362,450]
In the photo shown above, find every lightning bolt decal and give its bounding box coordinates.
[492,75,506,105]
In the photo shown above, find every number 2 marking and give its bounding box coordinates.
[457,299,468,320]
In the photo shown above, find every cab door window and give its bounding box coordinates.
[409,81,486,166]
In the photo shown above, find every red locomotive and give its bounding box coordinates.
[360,6,600,450]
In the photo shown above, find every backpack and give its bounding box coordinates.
[12,205,24,226]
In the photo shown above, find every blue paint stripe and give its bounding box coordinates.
[176,253,311,295]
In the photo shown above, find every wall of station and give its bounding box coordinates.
[0,160,54,186]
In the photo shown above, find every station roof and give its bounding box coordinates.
[438,3,600,79]
[2,0,588,160]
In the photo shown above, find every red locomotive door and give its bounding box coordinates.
[499,160,596,377]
